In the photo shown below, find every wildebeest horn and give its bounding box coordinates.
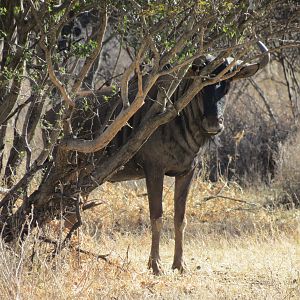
[255,41,270,69]
[232,41,270,80]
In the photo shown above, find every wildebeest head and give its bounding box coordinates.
[194,41,270,135]
[200,61,230,134]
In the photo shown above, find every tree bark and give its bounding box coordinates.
[5,94,45,187]
[0,123,7,175]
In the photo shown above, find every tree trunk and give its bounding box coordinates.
[0,123,7,175]
[5,94,45,187]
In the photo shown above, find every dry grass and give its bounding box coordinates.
[0,179,299,299]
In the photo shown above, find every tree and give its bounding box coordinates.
[0,0,299,242]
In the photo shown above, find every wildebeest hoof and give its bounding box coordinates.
[148,257,164,275]
[172,260,187,273]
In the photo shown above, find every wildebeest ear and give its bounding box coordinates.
[231,63,260,80]
[232,41,270,80]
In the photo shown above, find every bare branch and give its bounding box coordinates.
[77,86,115,97]
[136,63,143,98]
[38,236,110,262]
[248,78,279,127]
[1,95,34,125]
[202,194,260,207]
[160,16,197,67]
[60,72,159,153]
[160,27,206,103]
[29,0,75,108]
[120,39,149,108]
[0,163,45,210]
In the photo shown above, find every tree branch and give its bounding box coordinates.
[120,39,149,108]
[60,72,159,153]
[29,0,75,108]
[248,78,279,127]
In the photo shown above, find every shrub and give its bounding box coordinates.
[275,128,300,208]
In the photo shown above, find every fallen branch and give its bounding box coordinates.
[201,194,272,212]
[38,236,110,262]
[203,194,259,207]
[82,200,105,211]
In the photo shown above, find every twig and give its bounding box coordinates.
[82,200,105,211]
[248,78,279,127]
[0,163,46,210]
[120,39,149,108]
[76,86,115,97]
[1,95,34,125]
[29,0,75,108]
[203,194,259,207]
[59,69,159,153]
[39,236,110,262]
[52,195,82,257]
[159,16,197,67]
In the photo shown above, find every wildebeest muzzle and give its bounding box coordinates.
[202,115,224,134]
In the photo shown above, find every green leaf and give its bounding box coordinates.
[0,7,7,15]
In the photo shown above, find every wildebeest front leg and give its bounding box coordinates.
[145,165,164,275]
[172,169,195,272]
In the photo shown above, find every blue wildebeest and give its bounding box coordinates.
[49,39,270,274]
[108,42,269,274]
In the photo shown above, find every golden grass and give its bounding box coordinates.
[0,179,299,299]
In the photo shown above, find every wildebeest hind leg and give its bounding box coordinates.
[172,169,195,272]
[144,164,164,275]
